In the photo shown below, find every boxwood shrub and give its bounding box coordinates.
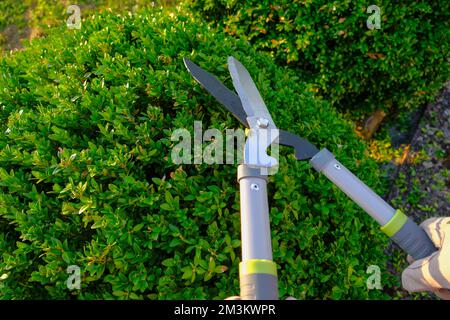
[188,0,449,115]
[0,7,394,299]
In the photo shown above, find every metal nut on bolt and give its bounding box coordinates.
[250,183,259,191]
[257,118,269,128]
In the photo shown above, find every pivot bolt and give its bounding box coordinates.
[250,183,259,191]
[257,118,269,128]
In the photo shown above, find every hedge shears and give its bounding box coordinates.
[183,56,437,300]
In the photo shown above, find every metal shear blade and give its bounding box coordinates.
[227,57,276,129]
[183,57,248,127]
[183,56,319,162]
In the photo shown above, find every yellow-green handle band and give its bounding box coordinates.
[380,209,407,237]
[239,259,277,277]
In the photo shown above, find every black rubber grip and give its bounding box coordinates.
[391,217,438,260]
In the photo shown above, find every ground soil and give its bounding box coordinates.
[385,80,449,299]
[387,81,449,224]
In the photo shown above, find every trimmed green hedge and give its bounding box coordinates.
[0,7,393,299]
[0,0,167,52]
[189,0,449,114]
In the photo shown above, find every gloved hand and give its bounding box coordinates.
[402,217,450,300]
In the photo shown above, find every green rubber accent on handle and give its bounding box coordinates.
[380,209,407,237]
[239,259,277,276]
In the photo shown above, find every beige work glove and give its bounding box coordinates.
[402,217,450,299]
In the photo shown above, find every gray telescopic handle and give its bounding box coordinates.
[237,165,278,300]
[310,148,437,260]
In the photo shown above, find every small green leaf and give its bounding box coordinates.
[160,203,173,211]
[133,223,144,232]
[215,265,228,273]
[181,267,192,280]
[204,272,213,282]
[162,258,175,267]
